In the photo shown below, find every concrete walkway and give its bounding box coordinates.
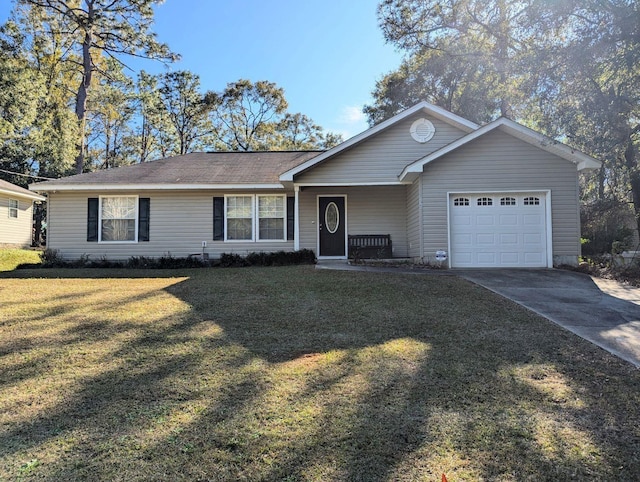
[316,261,640,367]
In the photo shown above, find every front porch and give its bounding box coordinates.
[295,185,413,260]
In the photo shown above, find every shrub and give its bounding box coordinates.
[581,199,635,255]
[40,248,64,267]
[219,253,249,268]
[34,249,316,269]
[220,249,316,267]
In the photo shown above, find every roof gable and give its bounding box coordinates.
[400,117,601,182]
[280,101,479,182]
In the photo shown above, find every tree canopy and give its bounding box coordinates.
[370,0,640,236]
[0,1,341,186]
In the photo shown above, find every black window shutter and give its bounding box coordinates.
[138,198,150,242]
[87,198,98,242]
[287,196,295,240]
[213,197,224,240]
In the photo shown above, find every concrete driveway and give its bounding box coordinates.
[457,269,640,368]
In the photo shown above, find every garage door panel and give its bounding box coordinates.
[523,233,543,245]
[524,252,544,264]
[453,215,472,226]
[450,192,547,268]
[499,214,518,225]
[477,252,496,264]
[476,233,495,245]
[500,252,519,264]
[499,233,518,244]
[453,233,473,245]
[476,215,495,225]
[523,214,542,225]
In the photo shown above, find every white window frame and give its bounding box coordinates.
[8,199,18,218]
[98,195,139,243]
[257,194,286,242]
[224,194,288,243]
[225,195,254,242]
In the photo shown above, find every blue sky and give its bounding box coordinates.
[0,0,404,139]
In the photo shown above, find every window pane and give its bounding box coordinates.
[259,218,284,240]
[100,197,137,241]
[8,199,18,218]
[258,196,284,218]
[101,219,136,241]
[226,196,253,240]
[227,196,252,217]
[227,218,252,240]
[258,195,285,240]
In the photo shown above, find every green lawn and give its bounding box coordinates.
[0,263,639,481]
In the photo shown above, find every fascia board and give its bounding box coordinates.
[29,183,286,192]
[3,187,46,201]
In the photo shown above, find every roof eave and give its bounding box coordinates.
[29,183,287,192]
[3,187,46,201]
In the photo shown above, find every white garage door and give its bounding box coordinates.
[449,192,548,268]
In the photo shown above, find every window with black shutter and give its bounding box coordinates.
[87,198,98,242]
[138,198,150,241]
[213,197,224,240]
[287,196,295,240]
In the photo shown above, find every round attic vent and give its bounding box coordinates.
[410,118,436,143]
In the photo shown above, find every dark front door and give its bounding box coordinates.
[318,196,346,257]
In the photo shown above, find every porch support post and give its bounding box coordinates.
[294,185,300,251]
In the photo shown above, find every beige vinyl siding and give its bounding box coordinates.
[420,130,580,263]
[0,194,33,247]
[406,180,421,258]
[295,115,468,184]
[47,191,294,260]
[298,186,408,257]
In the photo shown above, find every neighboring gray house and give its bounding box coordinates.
[0,179,45,248]
[30,102,601,268]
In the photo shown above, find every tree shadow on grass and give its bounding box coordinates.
[158,268,640,480]
[1,266,639,480]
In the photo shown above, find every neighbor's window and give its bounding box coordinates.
[258,195,285,240]
[8,199,18,218]
[477,197,493,206]
[524,197,540,206]
[226,195,253,240]
[453,197,469,206]
[500,197,516,206]
[100,196,137,242]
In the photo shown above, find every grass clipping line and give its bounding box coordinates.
[0,264,638,480]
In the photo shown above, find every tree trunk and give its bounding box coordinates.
[33,202,44,246]
[74,1,95,174]
[626,138,640,238]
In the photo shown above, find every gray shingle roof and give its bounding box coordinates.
[1,179,45,199]
[31,151,323,189]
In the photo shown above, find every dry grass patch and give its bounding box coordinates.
[0,248,41,272]
[0,265,639,481]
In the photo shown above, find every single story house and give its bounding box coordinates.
[30,101,601,268]
[0,179,45,248]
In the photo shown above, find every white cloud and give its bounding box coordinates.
[338,105,366,124]
[329,105,368,140]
